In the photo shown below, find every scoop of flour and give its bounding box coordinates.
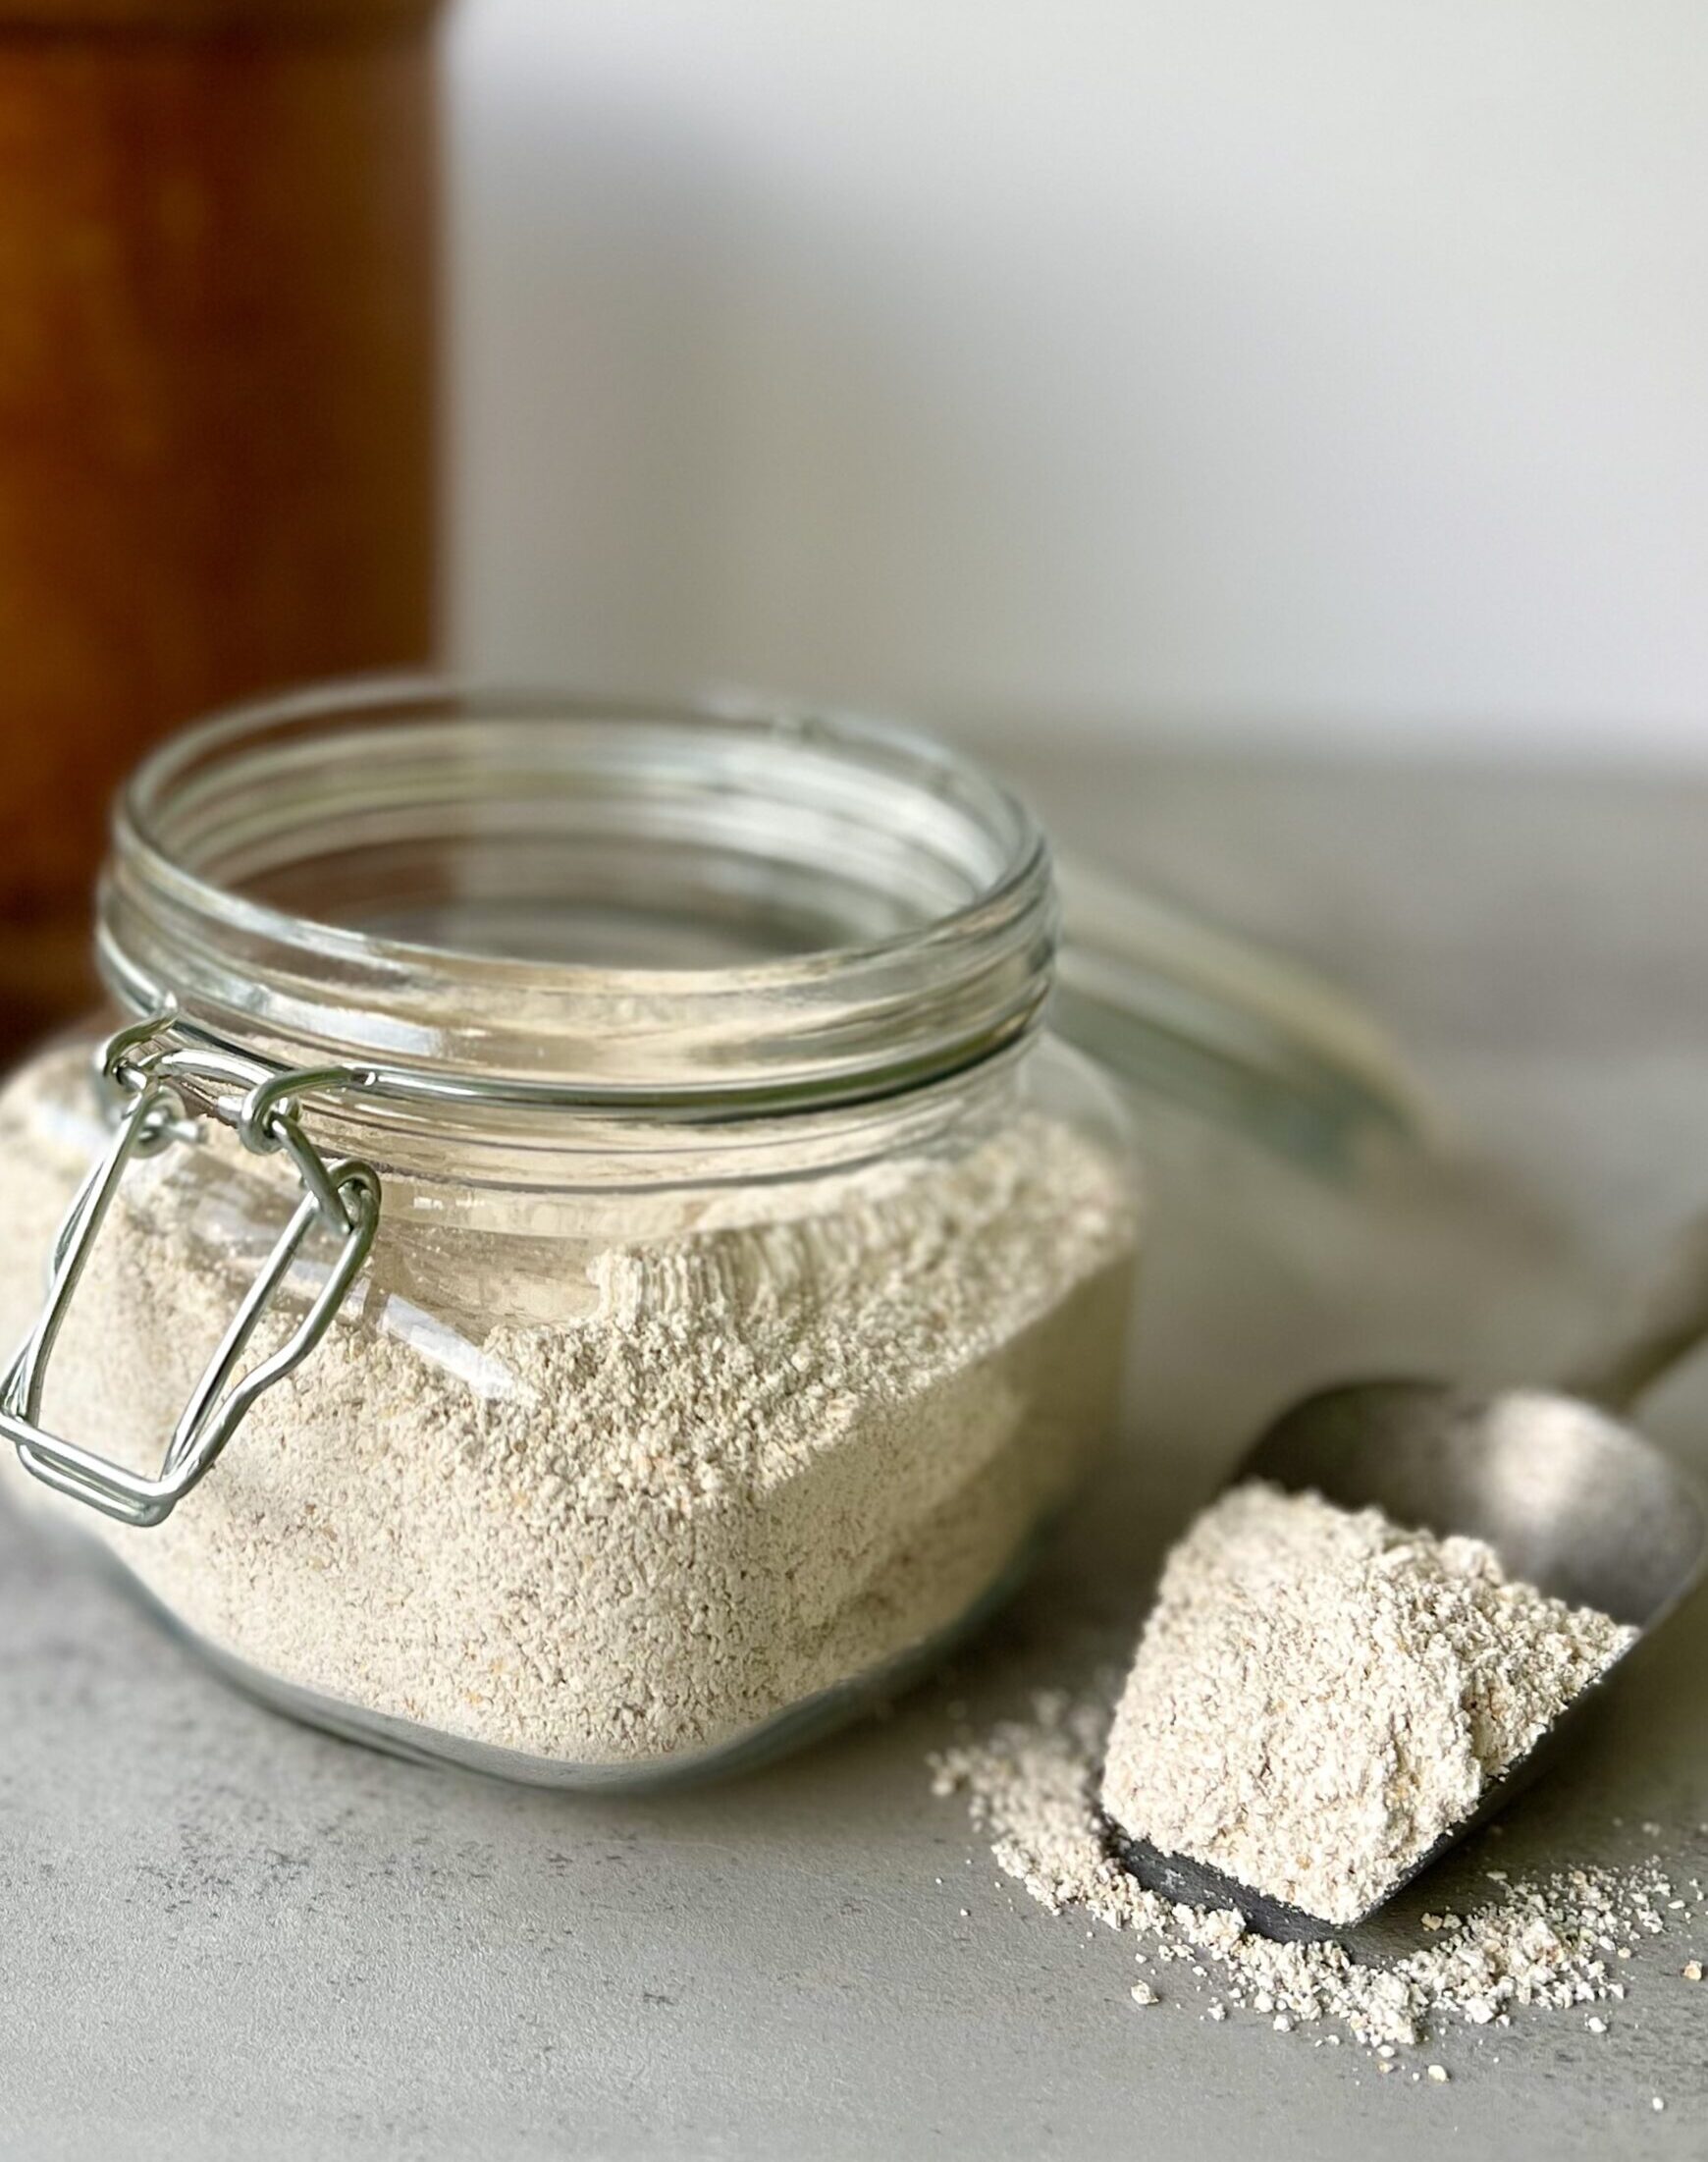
[1100,1482,1636,1925]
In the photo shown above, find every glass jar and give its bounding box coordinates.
[0,682,1416,1787]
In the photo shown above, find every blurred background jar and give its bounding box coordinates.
[0,0,442,1048]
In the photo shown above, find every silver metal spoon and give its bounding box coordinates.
[1106,1214,1708,1941]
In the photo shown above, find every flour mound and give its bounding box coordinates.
[1100,1484,1636,1924]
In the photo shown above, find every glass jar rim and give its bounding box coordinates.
[98,676,1057,1116]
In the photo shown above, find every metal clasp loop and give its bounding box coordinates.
[0,1023,381,1528]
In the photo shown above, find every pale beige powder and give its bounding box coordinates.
[0,1050,1137,1770]
[1100,1484,1635,1924]
[933,1687,1690,2051]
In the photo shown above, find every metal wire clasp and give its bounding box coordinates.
[0,1015,381,1528]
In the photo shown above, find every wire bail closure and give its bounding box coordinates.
[0,1015,381,1528]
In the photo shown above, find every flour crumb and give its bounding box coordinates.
[1129,1981,1159,2006]
[1099,1484,1635,1924]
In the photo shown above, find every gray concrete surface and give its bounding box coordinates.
[5,746,1708,2159]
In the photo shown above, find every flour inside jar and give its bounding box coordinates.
[0,1047,1138,1774]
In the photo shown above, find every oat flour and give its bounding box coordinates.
[1101,1483,1636,1923]
[0,1050,1137,1770]
[933,1687,1694,2052]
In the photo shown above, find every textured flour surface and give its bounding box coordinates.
[933,1689,1700,2053]
[1100,1484,1636,1923]
[0,1052,1136,1769]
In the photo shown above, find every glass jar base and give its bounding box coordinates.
[103,1531,1051,1791]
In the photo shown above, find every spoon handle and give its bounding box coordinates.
[1561,1211,1708,1414]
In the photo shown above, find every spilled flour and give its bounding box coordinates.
[1100,1484,1636,1923]
[931,1688,1700,2052]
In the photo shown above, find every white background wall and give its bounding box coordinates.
[448,1,1708,758]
